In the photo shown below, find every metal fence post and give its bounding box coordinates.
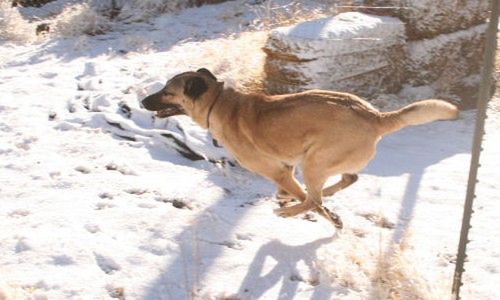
[451,0,499,299]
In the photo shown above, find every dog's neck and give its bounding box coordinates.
[189,82,225,129]
[205,83,224,129]
[202,88,253,136]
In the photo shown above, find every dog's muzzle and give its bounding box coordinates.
[141,92,186,118]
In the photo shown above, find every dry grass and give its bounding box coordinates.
[54,4,113,36]
[0,1,34,42]
[115,0,186,23]
[0,0,193,40]
[162,31,269,94]
[371,245,448,299]
[316,225,450,300]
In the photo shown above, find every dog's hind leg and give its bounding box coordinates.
[275,155,344,229]
[278,173,357,202]
[323,174,358,197]
[272,165,307,204]
[274,154,327,218]
[248,157,342,229]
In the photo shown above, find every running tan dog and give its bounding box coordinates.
[142,68,459,229]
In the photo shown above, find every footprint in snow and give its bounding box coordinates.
[95,202,115,210]
[138,202,157,209]
[105,162,137,175]
[15,136,37,151]
[40,72,58,79]
[77,78,103,91]
[99,192,114,199]
[94,253,121,274]
[208,240,243,250]
[15,238,32,253]
[289,274,320,286]
[51,254,75,266]
[235,233,254,241]
[124,188,148,195]
[9,209,30,218]
[75,165,91,174]
[85,223,101,233]
[139,242,171,256]
[154,197,191,209]
[0,122,13,132]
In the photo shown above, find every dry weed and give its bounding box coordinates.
[316,227,450,299]
[54,4,112,36]
[0,1,34,42]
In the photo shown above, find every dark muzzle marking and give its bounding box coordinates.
[141,92,186,117]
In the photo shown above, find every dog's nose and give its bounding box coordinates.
[141,92,164,111]
[140,98,149,109]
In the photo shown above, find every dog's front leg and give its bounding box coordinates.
[274,156,344,229]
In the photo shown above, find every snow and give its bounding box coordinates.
[271,12,404,42]
[1,1,499,299]
[268,12,405,57]
[263,12,406,96]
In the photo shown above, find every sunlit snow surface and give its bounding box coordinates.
[1,1,499,299]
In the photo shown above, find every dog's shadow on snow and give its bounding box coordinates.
[142,120,471,298]
[139,118,472,299]
[363,119,472,243]
[237,237,339,299]
[140,159,277,299]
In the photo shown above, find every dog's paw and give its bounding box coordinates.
[322,207,343,229]
[274,203,310,218]
[277,198,298,208]
[274,207,292,218]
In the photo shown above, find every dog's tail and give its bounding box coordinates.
[378,99,459,135]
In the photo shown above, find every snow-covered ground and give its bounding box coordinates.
[1,1,499,299]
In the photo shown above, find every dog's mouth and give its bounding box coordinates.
[155,104,186,118]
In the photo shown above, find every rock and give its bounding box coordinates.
[36,23,50,35]
[337,0,489,40]
[190,0,228,6]
[263,12,406,97]
[405,24,487,108]
[12,0,55,7]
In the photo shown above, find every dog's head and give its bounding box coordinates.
[141,68,219,118]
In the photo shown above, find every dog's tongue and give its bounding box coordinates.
[155,105,185,118]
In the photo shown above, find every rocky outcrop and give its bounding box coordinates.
[263,4,490,108]
[12,0,55,7]
[405,24,486,107]
[336,0,489,40]
[263,12,406,97]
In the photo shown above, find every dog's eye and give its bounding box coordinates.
[163,91,174,96]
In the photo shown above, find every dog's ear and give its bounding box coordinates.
[184,76,208,100]
[196,68,217,81]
